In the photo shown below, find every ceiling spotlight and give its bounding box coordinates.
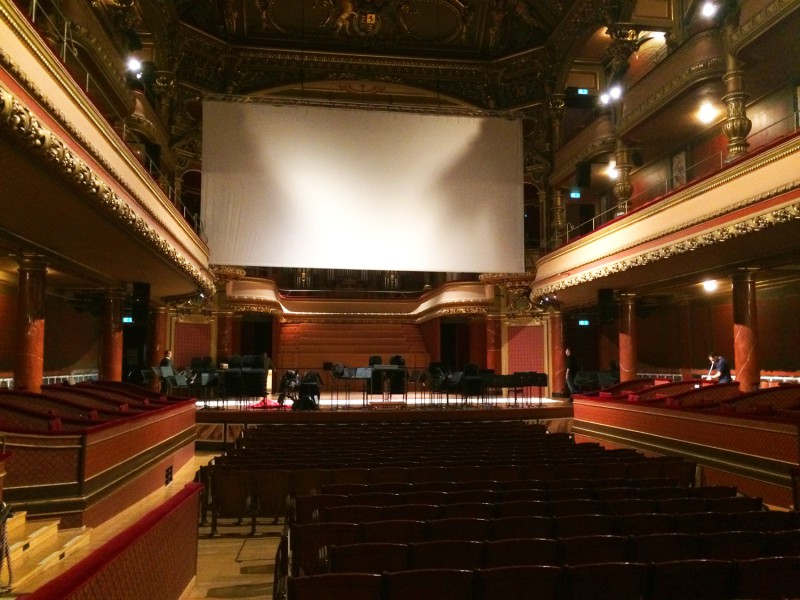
[126,57,142,72]
[703,279,718,292]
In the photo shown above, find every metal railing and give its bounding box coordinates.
[19,0,205,240]
[565,111,800,242]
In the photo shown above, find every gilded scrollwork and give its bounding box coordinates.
[532,181,800,299]
[0,81,215,298]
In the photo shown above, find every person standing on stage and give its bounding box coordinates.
[565,348,578,401]
[159,350,173,393]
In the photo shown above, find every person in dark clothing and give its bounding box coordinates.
[707,353,732,383]
[158,350,173,393]
[565,348,578,400]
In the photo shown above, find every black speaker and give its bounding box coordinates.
[130,282,150,324]
[598,288,617,323]
[576,162,592,188]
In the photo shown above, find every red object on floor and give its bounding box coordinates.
[248,397,287,410]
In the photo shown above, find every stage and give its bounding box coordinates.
[193,391,574,450]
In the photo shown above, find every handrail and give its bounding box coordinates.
[565,111,800,242]
[17,0,205,241]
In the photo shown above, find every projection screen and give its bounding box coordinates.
[201,101,524,273]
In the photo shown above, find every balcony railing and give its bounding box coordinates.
[565,111,800,242]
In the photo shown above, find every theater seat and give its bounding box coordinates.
[384,569,475,600]
[288,573,382,600]
[478,565,562,600]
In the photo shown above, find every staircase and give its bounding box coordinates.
[276,322,431,372]
[0,510,90,595]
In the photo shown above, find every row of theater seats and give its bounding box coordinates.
[214,458,697,485]
[291,514,800,576]
[300,494,765,525]
[286,556,800,600]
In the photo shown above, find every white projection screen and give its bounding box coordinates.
[201,101,524,273]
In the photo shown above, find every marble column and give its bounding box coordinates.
[732,270,760,392]
[485,318,502,374]
[14,254,47,393]
[619,294,637,382]
[216,311,235,362]
[550,309,567,397]
[99,289,126,381]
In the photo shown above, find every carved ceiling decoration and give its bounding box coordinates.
[157,0,607,112]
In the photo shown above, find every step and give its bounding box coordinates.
[3,527,91,590]
[0,512,91,594]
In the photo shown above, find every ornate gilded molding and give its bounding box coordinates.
[0,84,214,297]
[617,56,725,133]
[210,265,247,292]
[728,0,798,55]
[532,178,800,298]
[0,10,204,264]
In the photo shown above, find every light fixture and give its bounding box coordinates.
[606,160,619,180]
[697,101,719,124]
[701,1,718,18]
[599,84,623,106]
[126,57,142,72]
[703,279,718,292]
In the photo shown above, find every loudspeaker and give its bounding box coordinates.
[576,162,592,188]
[130,282,150,324]
[598,288,617,323]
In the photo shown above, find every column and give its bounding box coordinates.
[14,254,47,393]
[618,293,637,382]
[99,289,125,381]
[216,311,234,362]
[550,308,567,397]
[722,55,751,161]
[613,138,633,215]
[732,270,760,392]
[678,297,693,381]
[485,318,502,374]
